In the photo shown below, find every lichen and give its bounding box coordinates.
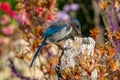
[58,37,97,80]
[60,37,95,70]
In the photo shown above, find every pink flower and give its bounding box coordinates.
[1,27,10,35]
[70,3,79,11]
[0,15,10,25]
[56,11,69,21]
[0,2,11,13]
[63,4,71,12]
[1,25,16,35]
[15,10,30,25]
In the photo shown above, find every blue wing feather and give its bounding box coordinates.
[30,40,47,68]
[42,24,67,38]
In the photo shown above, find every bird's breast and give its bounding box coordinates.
[48,27,72,42]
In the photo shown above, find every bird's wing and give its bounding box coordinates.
[42,23,67,38]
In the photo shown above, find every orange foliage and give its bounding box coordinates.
[90,28,99,40]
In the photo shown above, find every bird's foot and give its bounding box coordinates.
[54,42,71,50]
[54,43,64,50]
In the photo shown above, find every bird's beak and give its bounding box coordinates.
[76,30,82,36]
[77,30,80,35]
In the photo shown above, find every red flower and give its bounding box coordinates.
[35,7,42,14]
[10,11,16,18]
[47,13,56,21]
[0,2,11,13]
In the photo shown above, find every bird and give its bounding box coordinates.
[30,18,82,68]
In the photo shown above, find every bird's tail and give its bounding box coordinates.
[30,40,47,68]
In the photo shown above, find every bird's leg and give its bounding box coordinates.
[54,42,70,51]
[54,42,71,51]
[54,42,64,50]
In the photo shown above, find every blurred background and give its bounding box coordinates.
[0,0,120,80]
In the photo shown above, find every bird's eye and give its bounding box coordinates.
[76,26,79,28]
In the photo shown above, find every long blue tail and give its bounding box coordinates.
[30,40,47,68]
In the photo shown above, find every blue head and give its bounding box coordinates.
[70,18,82,36]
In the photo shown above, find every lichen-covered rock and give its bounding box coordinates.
[60,37,95,70]
[57,37,97,80]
